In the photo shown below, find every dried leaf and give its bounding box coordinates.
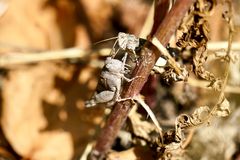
[1,62,103,159]
[192,106,210,124]
[0,0,63,50]
[213,98,231,117]
[1,63,56,157]
[176,0,219,85]
[177,114,191,128]
[128,106,158,142]
[175,106,210,141]
[175,114,191,141]
[163,142,184,160]
[31,131,73,160]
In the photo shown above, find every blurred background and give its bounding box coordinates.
[0,0,239,160]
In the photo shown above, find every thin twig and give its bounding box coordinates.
[0,48,87,67]
[0,48,111,67]
[205,0,234,122]
[152,37,182,75]
[148,0,170,38]
[133,95,163,142]
[212,3,233,109]
[2,41,240,67]
[181,129,195,149]
[188,77,240,94]
[207,42,240,51]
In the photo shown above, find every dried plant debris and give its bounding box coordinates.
[178,98,230,136]
[212,98,230,117]
[160,66,189,84]
[152,38,189,83]
[186,106,240,160]
[128,106,160,144]
[125,99,230,159]
[176,0,223,89]
[151,90,231,159]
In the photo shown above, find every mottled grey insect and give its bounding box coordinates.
[85,52,132,107]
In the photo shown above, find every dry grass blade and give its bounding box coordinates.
[0,48,112,67]
[133,95,163,142]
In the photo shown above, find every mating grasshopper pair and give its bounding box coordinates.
[85,32,168,107]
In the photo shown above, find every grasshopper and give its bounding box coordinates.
[85,52,132,107]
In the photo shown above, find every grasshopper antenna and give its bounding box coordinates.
[109,39,119,57]
[93,36,118,46]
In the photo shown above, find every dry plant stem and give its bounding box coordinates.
[210,0,233,113]
[90,0,196,159]
[152,38,182,75]
[207,42,240,51]
[187,77,240,94]
[0,48,112,67]
[2,41,240,67]
[149,0,170,37]
[153,0,195,45]
[151,0,196,75]
[205,0,233,122]
[91,42,160,160]
[181,129,195,149]
[0,48,88,67]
